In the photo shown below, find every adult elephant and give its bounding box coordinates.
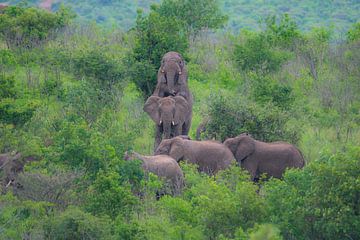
[124,151,184,196]
[155,137,235,175]
[144,95,192,150]
[224,133,305,180]
[153,51,192,105]
[0,152,38,190]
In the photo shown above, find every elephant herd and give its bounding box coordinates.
[126,51,305,195]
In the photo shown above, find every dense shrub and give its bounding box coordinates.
[265,146,360,239]
[0,5,74,49]
[347,21,360,42]
[43,207,113,240]
[0,193,50,239]
[71,48,124,92]
[156,0,228,36]
[249,73,294,110]
[233,32,290,74]
[0,73,16,98]
[0,97,41,126]
[203,95,299,143]
[85,171,138,219]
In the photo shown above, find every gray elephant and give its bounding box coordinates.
[153,51,193,105]
[0,152,38,190]
[224,133,305,180]
[144,95,192,150]
[124,151,184,195]
[155,137,235,175]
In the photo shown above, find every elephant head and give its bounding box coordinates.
[144,96,189,139]
[0,152,39,189]
[157,52,187,97]
[224,133,255,163]
[154,137,185,162]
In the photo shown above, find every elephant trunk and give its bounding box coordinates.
[164,62,181,96]
[162,113,173,139]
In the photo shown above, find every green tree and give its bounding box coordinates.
[233,31,290,74]
[347,21,360,42]
[262,14,301,49]
[129,9,189,96]
[156,0,228,37]
[0,5,74,49]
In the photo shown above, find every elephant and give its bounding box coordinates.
[152,51,193,105]
[144,95,192,150]
[155,137,235,175]
[124,151,184,195]
[224,133,305,180]
[0,152,39,191]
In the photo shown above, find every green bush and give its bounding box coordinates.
[233,32,290,74]
[156,0,228,36]
[347,21,360,42]
[86,171,138,219]
[71,48,124,92]
[249,73,294,110]
[262,14,301,49]
[265,146,360,239]
[204,95,299,143]
[0,193,50,239]
[0,97,41,126]
[0,5,74,49]
[43,207,112,240]
[0,73,16,98]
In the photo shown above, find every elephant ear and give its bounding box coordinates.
[169,137,185,161]
[144,96,161,124]
[224,138,237,154]
[174,96,189,125]
[235,135,255,162]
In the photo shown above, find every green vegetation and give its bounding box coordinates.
[0,1,359,239]
[5,0,360,36]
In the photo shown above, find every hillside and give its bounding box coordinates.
[0,1,359,239]
[2,0,360,35]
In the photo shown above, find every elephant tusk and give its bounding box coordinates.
[172,121,175,125]
[5,180,12,188]
[161,69,165,73]
[159,120,162,125]
[178,71,182,75]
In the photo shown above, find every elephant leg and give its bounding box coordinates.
[242,157,257,181]
[181,121,191,136]
[172,125,181,138]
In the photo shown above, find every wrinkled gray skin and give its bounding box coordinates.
[155,137,235,175]
[144,96,192,150]
[224,133,305,180]
[0,152,38,190]
[153,52,193,105]
[124,151,184,195]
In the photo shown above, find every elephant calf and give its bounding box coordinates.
[155,137,235,175]
[124,151,184,195]
[224,133,305,180]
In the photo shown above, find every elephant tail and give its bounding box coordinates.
[196,118,209,140]
[295,146,306,168]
